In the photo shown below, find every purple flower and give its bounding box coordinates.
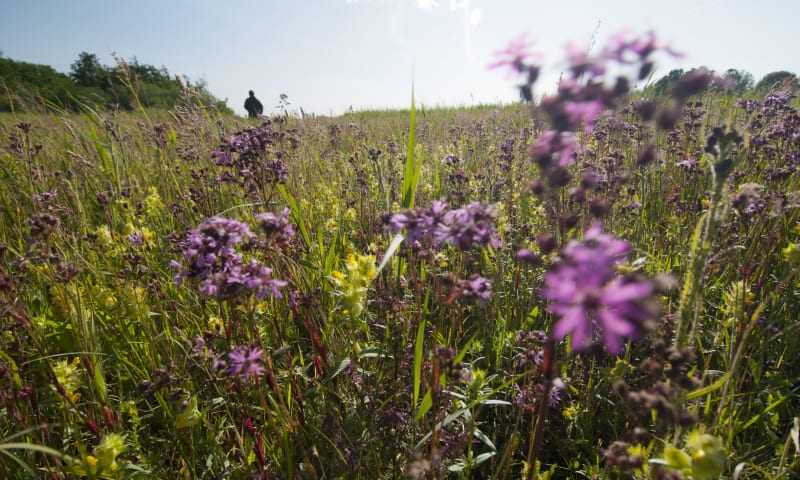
[459,275,493,306]
[32,190,57,203]
[127,232,144,248]
[255,208,295,248]
[530,130,582,167]
[388,201,501,251]
[265,158,288,183]
[564,100,605,130]
[211,150,233,166]
[387,200,448,245]
[172,216,285,301]
[543,223,656,354]
[487,32,541,74]
[225,346,266,381]
[437,202,502,250]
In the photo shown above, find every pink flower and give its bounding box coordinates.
[488,32,541,75]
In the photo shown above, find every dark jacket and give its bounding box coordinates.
[244,95,264,118]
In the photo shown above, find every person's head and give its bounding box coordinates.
[248,90,255,97]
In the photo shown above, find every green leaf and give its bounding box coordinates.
[320,358,351,385]
[276,184,310,250]
[414,391,433,421]
[474,428,496,451]
[413,319,425,407]
[376,233,404,275]
[401,86,421,209]
[686,370,733,400]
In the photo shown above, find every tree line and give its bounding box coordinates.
[0,51,232,114]
[643,67,798,97]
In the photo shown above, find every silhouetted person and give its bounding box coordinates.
[244,90,263,118]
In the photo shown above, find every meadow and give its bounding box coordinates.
[1,32,799,479]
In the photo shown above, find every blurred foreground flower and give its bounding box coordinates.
[543,223,658,354]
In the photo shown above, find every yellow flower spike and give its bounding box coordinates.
[207,316,224,334]
[95,225,113,245]
[783,242,800,265]
[324,218,338,231]
[97,433,126,458]
[687,431,726,480]
[174,397,202,429]
[85,455,98,469]
[143,186,164,216]
[331,271,345,283]
[53,357,83,404]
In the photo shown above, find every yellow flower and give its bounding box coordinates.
[52,357,82,403]
[207,316,224,334]
[143,186,165,216]
[175,397,202,429]
[687,431,726,480]
[562,405,579,420]
[324,218,338,231]
[783,242,800,265]
[95,225,113,245]
[331,271,345,284]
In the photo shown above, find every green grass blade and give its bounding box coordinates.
[402,86,420,209]
[413,318,425,408]
[276,183,311,250]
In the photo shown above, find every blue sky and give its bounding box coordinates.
[1,0,798,117]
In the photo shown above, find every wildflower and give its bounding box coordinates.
[225,346,266,381]
[529,130,582,167]
[387,200,449,245]
[94,433,126,473]
[174,396,203,429]
[686,431,726,479]
[543,223,657,354]
[255,208,295,248]
[783,242,800,265]
[142,186,164,216]
[172,216,285,301]
[436,202,502,250]
[265,157,288,182]
[459,275,493,306]
[332,253,377,318]
[487,32,541,74]
[52,357,83,403]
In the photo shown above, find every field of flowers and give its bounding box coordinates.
[1,32,799,479]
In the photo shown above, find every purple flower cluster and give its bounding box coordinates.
[254,208,295,249]
[219,125,274,162]
[387,201,501,251]
[210,123,289,187]
[492,31,682,188]
[542,223,656,354]
[171,216,286,301]
[458,275,493,307]
[215,346,266,382]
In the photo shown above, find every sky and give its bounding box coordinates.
[1,0,798,117]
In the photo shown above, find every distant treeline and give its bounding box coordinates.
[0,51,233,114]
[643,67,798,97]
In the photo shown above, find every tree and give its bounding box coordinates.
[754,71,798,93]
[722,68,754,93]
[70,52,107,88]
[645,68,685,97]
